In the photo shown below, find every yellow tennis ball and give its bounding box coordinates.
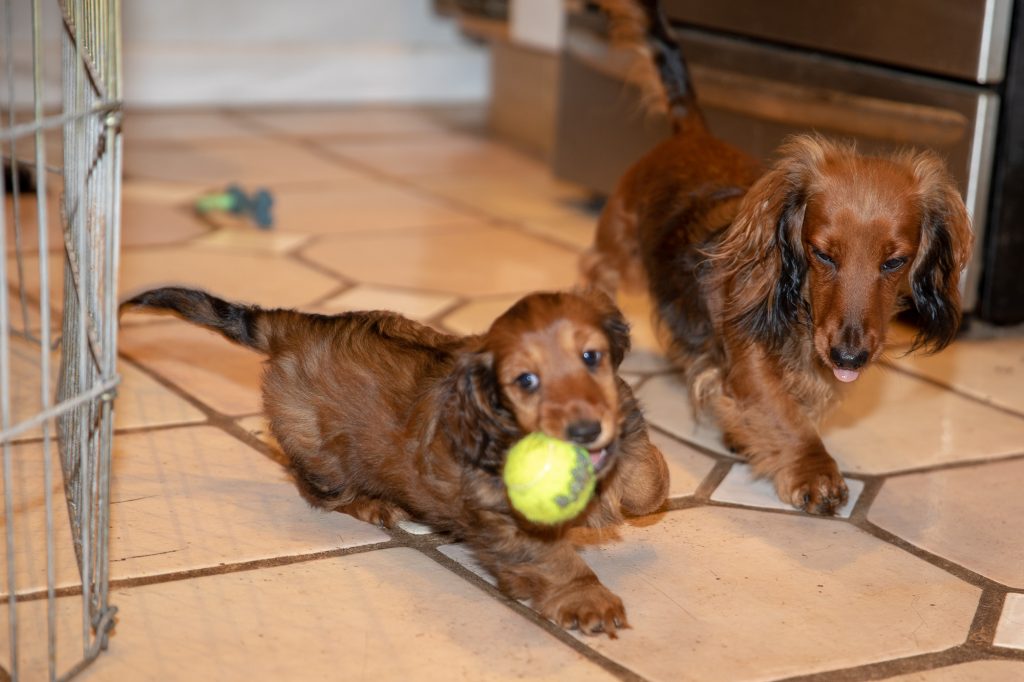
[503,432,596,525]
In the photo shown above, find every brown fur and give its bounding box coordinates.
[582,1,973,514]
[121,287,669,636]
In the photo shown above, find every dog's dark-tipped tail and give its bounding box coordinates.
[596,0,703,134]
[120,287,273,353]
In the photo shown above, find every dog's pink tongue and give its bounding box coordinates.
[833,368,860,383]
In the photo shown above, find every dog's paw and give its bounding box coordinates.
[543,581,629,638]
[778,458,848,515]
[338,497,410,528]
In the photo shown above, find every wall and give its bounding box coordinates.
[122,0,489,106]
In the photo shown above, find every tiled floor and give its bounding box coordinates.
[3,106,1024,681]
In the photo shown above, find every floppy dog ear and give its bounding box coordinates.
[708,135,831,347]
[905,151,974,353]
[579,288,632,368]
[441,350,521,473]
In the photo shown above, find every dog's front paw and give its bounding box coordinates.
[542,579,629,638]
[777,456,848,515]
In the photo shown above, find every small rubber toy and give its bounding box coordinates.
[503,432,596,525]
[195,184,274,229]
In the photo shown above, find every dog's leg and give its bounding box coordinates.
[580,194,644,296]
[337,496,411,528]
[468,522,627,637]
[715,353,848,515]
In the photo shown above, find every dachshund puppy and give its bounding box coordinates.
[583,0,973,514]
[121,287,669,636]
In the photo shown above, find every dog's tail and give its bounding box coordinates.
[595,0,703,133]
[120,287,278,353]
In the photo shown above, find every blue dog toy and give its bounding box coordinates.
[195,185,274,229]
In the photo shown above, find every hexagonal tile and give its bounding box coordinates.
[891,335,1024,415]
[241,107,455,138]
[316,285,457,322]
[121,199,212,248]
[711,464,864,517]
[303,224,578,297]
[636,374,731,457]
[882,661,1024,681]
[1,549,618,682]
[995,592,1024,650]
[190,226,311,255]
[638,370,1024,475]
[440,295,518,335]
[441,507,980,680]
[0,427,388,596]
[17,246,341,313]
[870,459,1024,588]
[119,320,264,417]
[7,335,205,443]
[412,172,592,223]
[106,426,388,582]
[324,132,543,178]
[653,430,717,500]
[124,138,364,185]
[258,181,478,235]
[122,110,260,141]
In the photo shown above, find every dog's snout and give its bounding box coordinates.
[566,419,602,445]
[829,346,869,370]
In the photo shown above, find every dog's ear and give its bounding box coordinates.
[906,151,974,353]
[441,350,521,473]
[579,288,632,368]
[709,135,830,347]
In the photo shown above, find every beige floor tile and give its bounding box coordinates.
[869,459,1024,588]
[255,181,478,235]
[1,549,617,682]
[19,246,341,314]
[653,430,717,499]
[119,320,264,417]
[412,172,592,223]
[303,224,578,297]
[325,132,545,178]
[639,370,1024,475]
[121,179,214,206]
[7,336,206,442]
[190,225,311,255]
[121,199,212,248]
[520,211,601,251]
[711,464,864,517]
[316,284,457,322]
[122,110,259,141]
[1,425,386,595]
[241,106,456,138]
[4,191,63,253]
[995,592,1024,649]
[441,295,519,335]
[443,507,980,680]
[891,335,1024,415]
[636,374,732,457]
[0,440,80,597]
[123,138,363,185]
[882,661,1024,681]
[107,426,387,581]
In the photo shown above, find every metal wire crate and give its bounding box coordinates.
[1,0,122,679]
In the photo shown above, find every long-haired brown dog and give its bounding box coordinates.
[122,287,668,636]
[583,0,973,514]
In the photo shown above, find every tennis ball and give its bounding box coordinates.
[503,432,596,525]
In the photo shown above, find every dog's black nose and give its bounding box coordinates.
[566,420,602,445]
[829,346,869,370]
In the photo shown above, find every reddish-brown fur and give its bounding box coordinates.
[121,287,669,636]
[583,0,973,514]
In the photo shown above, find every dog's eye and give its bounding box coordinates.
[582,350,602,368]
[813,248,835,266]
[515,372,540,392]
[881,257,907,273]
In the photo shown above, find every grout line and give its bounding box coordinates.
[967,589,1008,648]
[881,360,1024,422]
[869,449,1024,479]
[412,544,647,682]
[771,646,1000,682]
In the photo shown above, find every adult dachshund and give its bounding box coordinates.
[583,0,973,514]
[122,287,669,636]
